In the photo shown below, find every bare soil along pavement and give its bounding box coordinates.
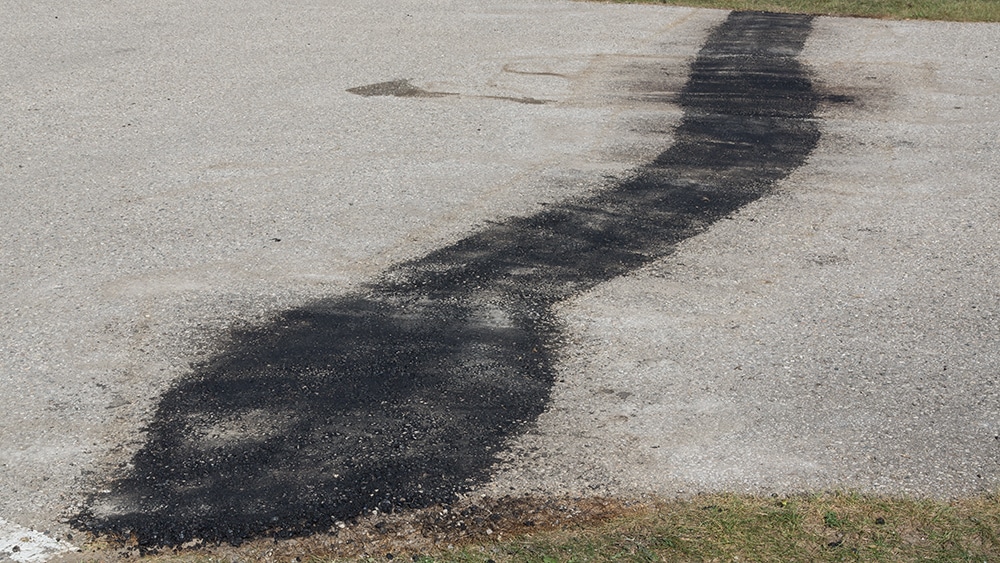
[71,11,824,547]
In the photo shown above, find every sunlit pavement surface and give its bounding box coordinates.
[1,0,998,556]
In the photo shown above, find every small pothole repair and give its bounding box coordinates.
[347,78,549,104]
[347,79,453,98]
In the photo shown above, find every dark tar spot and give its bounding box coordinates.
[346,79,453,99]
[824,93,854,104]
[347,78,549,105]
[74,11,822,547]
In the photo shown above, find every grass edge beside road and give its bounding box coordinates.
[607,0,1000,22]
[471,492,1000,562]
[78,492,1000,562]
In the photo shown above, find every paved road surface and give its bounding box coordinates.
[1,0,998,557]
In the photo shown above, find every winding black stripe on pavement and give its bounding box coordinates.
[75,12,821,547]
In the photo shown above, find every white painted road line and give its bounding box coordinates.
[0,519,75,563]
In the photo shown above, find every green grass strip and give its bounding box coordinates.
[609,0,1000,22]
[90,493,1000,562]
[410,493,1000,563]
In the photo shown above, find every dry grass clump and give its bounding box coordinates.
[72,495,645,562]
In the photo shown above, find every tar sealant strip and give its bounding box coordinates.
[75,11,821,547]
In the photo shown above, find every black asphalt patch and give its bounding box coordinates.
[74,11,822,547]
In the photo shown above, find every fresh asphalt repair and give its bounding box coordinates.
[72,12,825,548]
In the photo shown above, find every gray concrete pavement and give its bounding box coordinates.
[483,16,1000,500]
[1,0,998,555]
[1,0,715,549]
